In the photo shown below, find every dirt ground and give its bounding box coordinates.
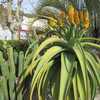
[95,94,100,100]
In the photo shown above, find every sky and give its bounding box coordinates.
[13,0,39,13]
[0,0,39,13]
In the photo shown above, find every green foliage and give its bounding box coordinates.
[0,40,28,52]
[0,46,26,100]
[19,23,100,100]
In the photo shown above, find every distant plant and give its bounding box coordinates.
[0,45,33,100]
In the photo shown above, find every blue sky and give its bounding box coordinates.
[0,0,39,13]
[13,0,39,13]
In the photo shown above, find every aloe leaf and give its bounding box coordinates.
[37,60,54,100]
[73,74,78,100]
[14,50,18,65]
[51,72,60,100]
[73,43,88,100]
[7,47,15,77]
[18,58,40,89]
[17,51,24,100]
[25,41,38,59]
[59,53,74,100]
[30,61,52,100]
[31,37,67,61]
[37,71,46,100]
[0,91,4,100]
[0,76,9,100]
[89,74,96,100]
[82,42,100,49]
[66,95,70,100]
[77,73,86,100]
[7,47,16,100]
[0,77,5,100]
[50,64,60,100]
[30,46,64,100]
[91,53,100,67]
[18,51,24,76]
[2,77,9,100]
[85,52,100,85]
[42,61,58,100]
[86,62,97,100]
[24,51,35,69]
[87,75,91,100]
[81,37,100,42]
[58,52,68,100]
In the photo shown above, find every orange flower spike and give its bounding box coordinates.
[79,10,84,23]
[74,9,80,25]
[67,4,75,25]
[83,10,90,29]
[84,20,90,29]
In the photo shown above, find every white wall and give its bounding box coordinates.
[0,25,12,40]
[0,25,27,40]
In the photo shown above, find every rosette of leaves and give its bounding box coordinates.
[18,19,100,100]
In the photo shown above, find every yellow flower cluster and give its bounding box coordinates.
[83,10,90,29]
[67,4,90,29]
[47,4,90,30]
[67,5,75,25]
[48,17,58,28]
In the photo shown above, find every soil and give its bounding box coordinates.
[95,94,100,100]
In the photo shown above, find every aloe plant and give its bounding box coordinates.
[18,17,100,100]
[16,2,100,100]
